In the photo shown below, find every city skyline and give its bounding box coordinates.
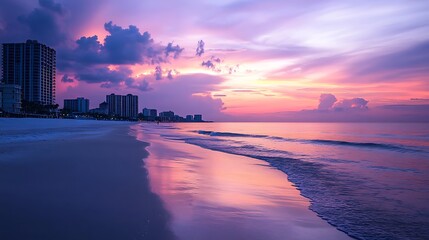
[0,0,428,121]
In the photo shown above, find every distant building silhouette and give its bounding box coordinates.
[106,93,138,119]
[194,114,203,122]
[64,97,89,113]
[1,40,56,105]
[159,111,175,121]
[0,84,21,113]
[142,108,157,121]
[186,115,194,121]
[89,101,108,115]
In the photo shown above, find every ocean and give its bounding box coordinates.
[135,122,429,240]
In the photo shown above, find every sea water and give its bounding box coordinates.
[138,122,429,240]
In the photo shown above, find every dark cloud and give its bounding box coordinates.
[167,70,174,80]
[75,66,151,91]
[202,60,216,69]
[165,42,184,59]
[318,93,337,110]
[196,40,205,57]
[16,0,66,46]
[201,56,223,72]
[59,21,184,72]
[76,66,132,84]
[103,21,162,64]
[155,66,163,80]
[211,57,221,63]
[55,21,184,90]
[201,56,240,74]
[61,74,74,83]
[124,78,151,91]
[39,0,63,14]
[140,74,227,120]
[213,94,227,97]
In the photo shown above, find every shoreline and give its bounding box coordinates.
[135,123,352,240]
[0,120,174,240]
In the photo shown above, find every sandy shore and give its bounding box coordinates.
[132,123,352,240]
[0,119,174,240]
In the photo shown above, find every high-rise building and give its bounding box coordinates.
[122,94,138,119]
[1,40,56,105]
[106,93,138,119]
[106,94,122,116]
[63,97,89,113]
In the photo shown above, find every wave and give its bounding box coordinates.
[167,134,429,240]
[194,130,423,153]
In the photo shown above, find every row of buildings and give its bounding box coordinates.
[63,95,204,122]
[63,94,139,119]
[143,108,203,122]
[1,40,205,122]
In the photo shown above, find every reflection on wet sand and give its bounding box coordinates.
[136,127,351,240]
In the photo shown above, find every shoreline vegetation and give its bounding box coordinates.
[0,121,175,240]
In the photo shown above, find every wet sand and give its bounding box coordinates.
[0,121,174,240]
[133,124,352,240]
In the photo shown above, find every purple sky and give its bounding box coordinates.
[1,0,429,121]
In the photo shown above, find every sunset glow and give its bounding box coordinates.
[1,0,428,121]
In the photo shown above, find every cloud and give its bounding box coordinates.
[76,66,132,84]
[202,60,216,69]
[124,78,151,91]
[61,74,74,83]
[196,40,205,56]
[201,56,222,72]
[316,93,368,112]
[60,21,184,67]
[167,70,174,80]
[318,93,337,110]
[351,40,429,82]
[201,56,240,74]
[140,74,227,120]
[165,42,184,59]
[16,0,66,45]
[334,98,368,111]
[155,66,163,80]
[411,98,429,101]
[39,0,63,14]
[54,21,184,91]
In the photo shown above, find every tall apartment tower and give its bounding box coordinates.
[106,93,138,119]
[1,40,56,105]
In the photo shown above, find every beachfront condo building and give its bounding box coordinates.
[64,97,90,113]
[1,40,56,105]
[106,93,138,119]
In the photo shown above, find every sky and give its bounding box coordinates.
[1,0,429,121]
